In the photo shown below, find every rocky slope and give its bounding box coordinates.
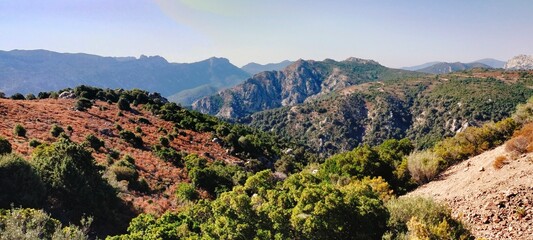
[505,54,533,70]
[409,146,533,239]
[248,70,533,155]
[0,50,250,103]
[192,58,422,118]
[417,62,492,74]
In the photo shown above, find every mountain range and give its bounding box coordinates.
[402,58,506,73]
[193,58,533,155]
[0,50,250,105]
[241,60,294,75]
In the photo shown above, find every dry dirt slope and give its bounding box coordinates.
[409,146,533,239]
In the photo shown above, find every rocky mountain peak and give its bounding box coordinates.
[504,54,533,70]
[343,57,380,65]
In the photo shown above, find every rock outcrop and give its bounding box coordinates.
[192,58,416,119]
[504,55,533,70]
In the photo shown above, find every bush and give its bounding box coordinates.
[110,161,138,183]
[152,145,184,166]
[117,98,131,111]
[29,139,41,148]
[10,93,25,100]
[505,136,529,155]
[159,136,170,147]
[85,134,105,150]
[407,151,440,184]
[385,197,473,240]
[0,137,12,154]
[493,155,508,169]
[119,130,143,148]
[0,154,46,208]
[13,124,26,137]
[138,117,151,124]
[50,124,64,138]
[75,97,93,111]
[0,208,90,240]
[25,93,36,100]
[175,182,198,202]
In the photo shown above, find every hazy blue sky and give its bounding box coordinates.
[1,0,532,67]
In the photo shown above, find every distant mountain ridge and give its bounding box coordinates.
[192,57,423,119]
[416,62,492,74]
[241,60,293,75]
[0,50,250,104]
[402,58,505,71]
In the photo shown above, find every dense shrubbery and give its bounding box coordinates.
[184,154,248,197]
[0,208,90,240]
[152,145,185,166]
[0,154,46,208]
[32,139,119,221]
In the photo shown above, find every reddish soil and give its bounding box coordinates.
[0,98,240,215]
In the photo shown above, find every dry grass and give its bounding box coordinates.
[0,98,239,215]
[493,155,508,169]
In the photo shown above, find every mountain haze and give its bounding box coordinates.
[0,50,250,103]
[416,62,492,74]
[241,60,294,75]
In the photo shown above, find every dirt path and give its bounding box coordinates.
[409,146,533,239]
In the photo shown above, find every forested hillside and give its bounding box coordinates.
[247,70,533,155]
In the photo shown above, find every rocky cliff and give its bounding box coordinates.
[192,58,420,118]
[504,54,533,70]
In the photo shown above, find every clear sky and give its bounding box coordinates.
[1,0,532,68]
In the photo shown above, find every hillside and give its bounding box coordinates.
[0,50,250,104]
[241,60,294,75]
[505,54,533,70]
[193,57,424,119]
[0,98,239,215]
[247,70,533,155]
[409,145,533,239]
[416,62,492,74]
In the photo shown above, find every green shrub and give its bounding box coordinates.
[0,154,46,208]
[10,93,25,100]
[152,145,184,166]
[110,162,138,183]
[75,97,93,111]
[29,139,41,148]
[135,126,142,133]
[25,93,36,100]
[50,124,64,138]
[385,197,473,240]
[32,139,118,220]
[407,151,440,184]
[175,182,198,202]
[67,125,73,132]
[0,208,90,240]
[159,136,170,147]
[13,124,26,137]
[117,98,131,111]
[0,137,12,154]
[84,134,105,150]
[138,117,151,124]
[119,130,143,148]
